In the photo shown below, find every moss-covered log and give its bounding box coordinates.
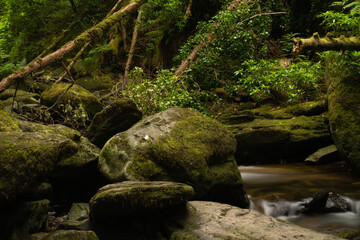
[293,33,360,52]
[0,0,146,93]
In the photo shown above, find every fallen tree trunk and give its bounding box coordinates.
[292,33,360,52]
[0,0,146,93]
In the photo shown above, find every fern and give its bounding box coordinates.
[331,0,360,13]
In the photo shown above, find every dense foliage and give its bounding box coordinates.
[2,0,360,119]
[318,0,360,78]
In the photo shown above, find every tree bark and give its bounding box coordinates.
[69,0,77,13]
[106,0,124,18]
[123,8,142,89]
[0,0,146,93]
[293,33,360,52]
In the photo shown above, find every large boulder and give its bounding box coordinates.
[99,108,248,207]
[40,83,103,120]
[16,120,100,181]
[0,132,78,205]
[169,201,342,240]
[219,103,332,164]
[90,181,194,223]
[1,119,103,204]
[328,74,360,173]
[85,98,142,147]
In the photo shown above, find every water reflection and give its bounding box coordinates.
[239,162,360,234]
[239,162,360,200]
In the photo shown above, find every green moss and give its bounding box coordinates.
[76,75,116,92]
[328,74,360,173]
[16,120,81,141]
[0,108,21,132]
[127,109,244,203]
[0,132,78,204]
[40,83,103,119]
[90,182,194,221]
[230,115,331,164]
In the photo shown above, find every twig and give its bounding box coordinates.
[184,0,192,21]
[55,42,90,84]
[46,61,75,111]
[106,0,123,18]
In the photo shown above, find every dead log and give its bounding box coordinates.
[0,0,146,93]
[293,33,360,52]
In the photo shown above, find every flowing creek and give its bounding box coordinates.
[239,162,360,235]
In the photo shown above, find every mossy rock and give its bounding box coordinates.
[16,120,100,172]
[30,230,99,240]
[0,132,78,205]
[14,120,102,201]
[227,115,332,164]
[16,120,81,141]
[40,83,103,119]
[328,74,360,174]
[305,145,339,165]
[90,181,194,222]
[76,74,116,92]
[6,199,50,239]
[252,101,327,119]
[85,98,142,147]
[58,203,90,231]
[216,109,255,125]
[0,108,21,132]
[0,89,39,102]
[98,108,248,207]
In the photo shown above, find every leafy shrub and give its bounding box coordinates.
[319,0,360,34]
[124,67,218,115]
[175,0,286,91]
[234,59,324,103]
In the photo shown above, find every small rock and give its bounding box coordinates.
[303,190,329,214]
[58,203,91,231]
[325,192,351,213]
[305,145,339,165]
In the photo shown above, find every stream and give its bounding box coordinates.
[239,161,360,235]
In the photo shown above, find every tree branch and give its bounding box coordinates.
[293,32,360,52]
[123,8,142,89]
[0,0,146,93]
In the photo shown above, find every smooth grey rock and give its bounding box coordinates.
[170,201,342,240]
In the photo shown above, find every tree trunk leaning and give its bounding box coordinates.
[123,8,142,89]
[0,0,146,93]
[293,32,360,52]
